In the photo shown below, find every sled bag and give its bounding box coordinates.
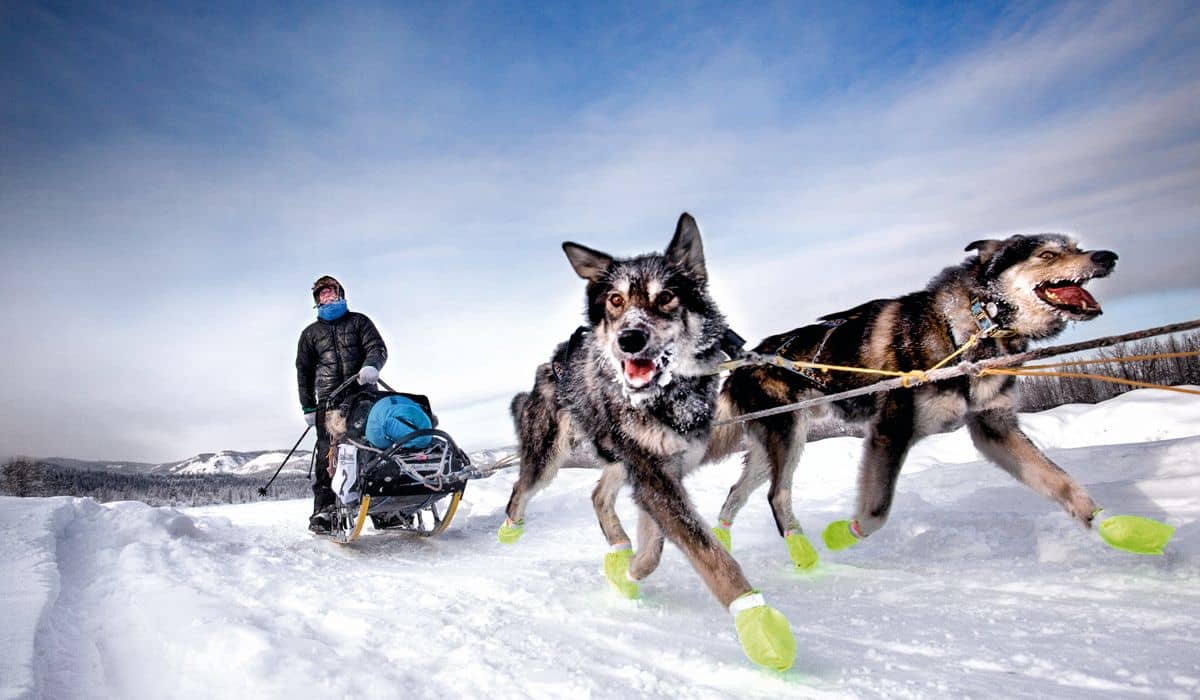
[364,395,434,450]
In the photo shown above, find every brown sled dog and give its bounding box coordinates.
[706,233,1117,567]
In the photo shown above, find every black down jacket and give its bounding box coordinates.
[296,312,388,411]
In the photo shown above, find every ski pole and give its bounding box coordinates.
[257,425,312,496]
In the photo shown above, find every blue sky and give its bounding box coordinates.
[2,1,1198,462]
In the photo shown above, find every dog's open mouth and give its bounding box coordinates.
[1035,279,1102,318]
[618,347,675,393]
[623,358,659,389]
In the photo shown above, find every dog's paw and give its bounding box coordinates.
[731,591,796,672]
[1068,493,1099,529]
[603,548,641,599]
[785,532,819,570]
[822,520,863,551]
[712,523,732,553]
[497,518,525,544]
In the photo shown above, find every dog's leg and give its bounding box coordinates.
[967,407,1097,527]
[627,450,796,670]
[716,440,771,526]
[629,506,665,580]
[501,411,573,541]
[852,395,916,538]
[627,452,752,606]
[592,461,631,546]
[763,415,819,569]
[597,463,641,599]
[765,414,808,536]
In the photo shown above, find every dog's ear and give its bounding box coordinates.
[666,212,707,283]
[562,242,614,282]
[965,238,1006,264]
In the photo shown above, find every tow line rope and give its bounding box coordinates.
[717,325,1014,388]
[981,351,1200,397]
[465,453,521,478]
[713,318,1200,427]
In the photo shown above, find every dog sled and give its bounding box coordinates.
[321,380,478,544]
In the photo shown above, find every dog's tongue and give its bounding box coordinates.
[624,359,656,385]
[1044,283,1099,310]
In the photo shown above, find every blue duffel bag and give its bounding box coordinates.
[364,395,434,450]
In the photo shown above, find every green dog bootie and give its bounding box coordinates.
[822,519,863,551]
[497,518,525,544]
[603,546,641,599]
[784,531,819,570]
[713,520,733,553]
[731,591,796,672]
[1097,512,1175,555]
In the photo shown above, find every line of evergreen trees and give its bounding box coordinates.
[1016,331,1200,411]
[0,458,310,506]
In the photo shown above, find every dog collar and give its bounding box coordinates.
[969,297,1017,338]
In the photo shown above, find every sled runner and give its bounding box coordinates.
[323,385,474,544]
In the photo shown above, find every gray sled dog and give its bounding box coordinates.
[706,233,1118,568]
[499,213,796,671]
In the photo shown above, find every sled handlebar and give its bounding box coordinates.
[325,374,396,408]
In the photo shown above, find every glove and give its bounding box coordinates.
[304,411,316,427]
[357,366,380,385]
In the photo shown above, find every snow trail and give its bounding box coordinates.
[3,389,1199,699]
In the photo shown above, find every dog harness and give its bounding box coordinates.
[771,318,847,390]
[968,297,1017,339]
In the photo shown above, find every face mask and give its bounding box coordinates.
[317,298,348,321]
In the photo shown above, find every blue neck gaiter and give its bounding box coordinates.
[317,299,348,322]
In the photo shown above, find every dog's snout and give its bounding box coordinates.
[618,329,648,354]
[1091,250,1118,268]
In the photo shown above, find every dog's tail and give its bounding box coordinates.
[703,391,745,464]
[510,392,530,424]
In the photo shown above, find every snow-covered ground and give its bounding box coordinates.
[4,388,1200,699]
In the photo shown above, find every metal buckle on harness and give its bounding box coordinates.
[970,298,998,333]
[969,298,1018,340]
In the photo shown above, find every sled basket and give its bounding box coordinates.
[325,387,474,543]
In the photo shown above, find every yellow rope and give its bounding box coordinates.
[926,331,985,371]
[724,330,993,388]
[784,330,993,387]
[764,355,931,387]
[1010,350,1200,371]
[729,333,1198,397]
[981,368,1200,396]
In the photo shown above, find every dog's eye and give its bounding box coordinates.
[608,293,625,309]
[1039,251,1058,260]
[656,290,675,306]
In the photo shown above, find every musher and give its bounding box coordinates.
[295,275,387,533]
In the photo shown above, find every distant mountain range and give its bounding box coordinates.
[42,450,315,477]
[41,446,518,478]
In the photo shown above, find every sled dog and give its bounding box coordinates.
[501,214,769,609]
[707,234,1118,560]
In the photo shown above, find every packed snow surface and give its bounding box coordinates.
[4,388,1200,699]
